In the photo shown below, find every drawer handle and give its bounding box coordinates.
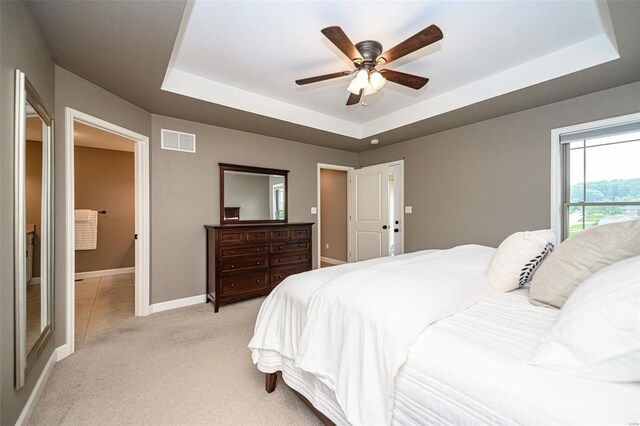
[256,261,261,265]
[255,234,260,237]
[229,283,235,288]
[256,279,261,283]
[278,259,283,262]
[230,235,235,239]
[255,249,260,252]
[230,250,235,255]
[298,244,303,248]
[278,246,283,250]
[298,256,303,260]
[231,265,235,269]
[278,275,284,279]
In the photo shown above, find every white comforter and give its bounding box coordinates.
[250,245,495,425]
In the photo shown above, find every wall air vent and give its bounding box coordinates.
[161,129,196,153]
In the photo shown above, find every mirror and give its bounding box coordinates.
[15,70,54,389]
[220,163,288,224]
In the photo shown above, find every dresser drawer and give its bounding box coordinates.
[220,245,267,258]
[272,251,309,266]
[220,270,269,296]
[271,241,309,252]
[220,256,268,273]
[270,228,291,240]
[246,229,269,242]
[271,263,310,288]
[218,230,245,245]
[291,227,311,240]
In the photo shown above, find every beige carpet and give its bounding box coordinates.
[29,298,320,425]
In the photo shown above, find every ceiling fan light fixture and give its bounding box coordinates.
[369,70,386,91]
[363,81,376,96]
[347,69,369,94]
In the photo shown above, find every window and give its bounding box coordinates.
[559,120,640,240]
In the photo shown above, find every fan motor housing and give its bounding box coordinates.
[355,40,383,63]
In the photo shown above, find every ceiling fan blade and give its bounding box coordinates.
[380,69,429,90]
[377,25,443,65]
[346,88,363,106]
[295,71,352,86]
[321,26,363,63]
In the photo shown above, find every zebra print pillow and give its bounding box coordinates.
[518,242,555,287]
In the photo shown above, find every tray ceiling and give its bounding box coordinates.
[163,0,619,139]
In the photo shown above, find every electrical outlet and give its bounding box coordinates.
[405,206,412,214]
[325,243,329,249]
[311,207,317,214]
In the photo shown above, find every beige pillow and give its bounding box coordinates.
[529,221,640,308]
[485,230,555,293]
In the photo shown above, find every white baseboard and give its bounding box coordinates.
[55,343,72,362]
[149,294,206,314]
[15,349,57,426]
[321,256,347,265]
[75,267,134,280]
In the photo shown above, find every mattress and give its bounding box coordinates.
[393,288,640,425]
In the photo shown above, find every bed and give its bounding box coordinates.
[249,247,640,425]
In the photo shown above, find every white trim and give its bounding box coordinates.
[55,343,72,362]
[74,267,135,280]
[316,163,354,268]
[15,350,57,426]
[65,108,151,359]
[148,295,207,314]
[550,112,640,242]
[320,257,346,266]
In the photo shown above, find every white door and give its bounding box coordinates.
[348,164,388,261]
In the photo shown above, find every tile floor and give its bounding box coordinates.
[75,272,134,346]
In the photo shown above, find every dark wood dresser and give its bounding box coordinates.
[204,223,313,312]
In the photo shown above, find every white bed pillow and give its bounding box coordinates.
[530,220,640,308]
[529,256,640,382]
[485,230,555,293]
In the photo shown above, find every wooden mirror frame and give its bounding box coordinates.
[219,163,289,225]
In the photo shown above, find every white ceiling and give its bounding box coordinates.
[163,0,619,139]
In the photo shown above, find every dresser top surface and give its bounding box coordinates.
[204,222,314,230]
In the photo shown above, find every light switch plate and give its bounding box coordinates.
[311,207,317,214]
[405,206,412,214]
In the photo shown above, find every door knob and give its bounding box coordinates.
[382,225,388,229]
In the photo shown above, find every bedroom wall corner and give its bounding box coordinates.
[358,81,640,253]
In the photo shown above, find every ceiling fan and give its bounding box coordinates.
[295,25,443,106]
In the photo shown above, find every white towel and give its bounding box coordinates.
[75,209,92,222]
[75,210,98,250]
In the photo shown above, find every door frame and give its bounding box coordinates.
[63,107,150,359]
[348,159,405,261]
[316,163,354,268]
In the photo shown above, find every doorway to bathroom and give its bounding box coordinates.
[73,123,136,346]
[63,108,150,358]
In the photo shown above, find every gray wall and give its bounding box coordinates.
[151,114,358,304]
[359,81,640,252]
[0,2,56,424]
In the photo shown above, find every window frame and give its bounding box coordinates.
[550,112,640,242]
